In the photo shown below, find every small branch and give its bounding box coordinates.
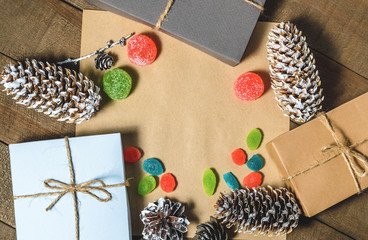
[57,32,135,65]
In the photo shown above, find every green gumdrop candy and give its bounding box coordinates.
[202,168,217,196]
[138,175,156,195]
[247,128,263,150]
[103,68,132,100]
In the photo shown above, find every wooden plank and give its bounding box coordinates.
[313,49,368,110]
[0,0,82,65]
[0,0,78,144]
[315,193,368,240]
[64,0,100,10]
[0,142,14,227]
[0,221,16,240]
[287,217,353,240]
[260,0,368,78]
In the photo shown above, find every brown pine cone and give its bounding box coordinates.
[215,186,301,236]
[193,216,228,240]
[95,52,113,70]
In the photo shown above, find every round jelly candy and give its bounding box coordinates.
[234,72,264,101]
[203,168,217,196]
[123,146,142,163]
[160,173,176,193]
[247,154,264,172]
[127,35,157,66]
[103,68,132,100]
[247,128,263,150]
[143,158,164,176]
[223,172,239,190]
[231,148,247,166]
[138,175,157,195]
[243,172,262,188]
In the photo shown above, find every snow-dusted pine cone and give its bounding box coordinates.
[0,59,101,123]
[94,52,113,70]
[267,22,324,123]
[140,198,190,240]
[193,216,228,240]
[215,186,301,236]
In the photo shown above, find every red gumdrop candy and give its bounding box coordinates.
[243,172,263,188]
[160,173,176,193]
[231,148,247,166]
[123,146,142,163]
[234,72,264,101]
[127,35,157,66]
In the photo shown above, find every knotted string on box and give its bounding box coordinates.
[283,112,368,192]
[155,0,264,29]
[13,137,131,240]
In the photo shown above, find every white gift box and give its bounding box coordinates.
[9,133,131,240]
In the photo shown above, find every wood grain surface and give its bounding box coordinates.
[0,0,367,239]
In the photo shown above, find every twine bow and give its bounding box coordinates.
[13,137,130,240]
[283,112,368,193]
[155,0,264,29]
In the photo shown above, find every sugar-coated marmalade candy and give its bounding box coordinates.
[123,146,142,163]
[138,175,157,195]
[127,35,157,66]
[103,68,132,100]
[203,168,217,196]
[223,172,239,190]
[233,72,264,101]
[231,148,247,166]
[247,154,264,172]
[143,158,164,176]
[160,173,176,193]
[243,172,262,188]
[247,128,263,150]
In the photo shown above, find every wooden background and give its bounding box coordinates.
[0,0,367,239]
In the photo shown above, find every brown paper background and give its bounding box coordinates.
[77,10,288,239]
[267,93,368,217]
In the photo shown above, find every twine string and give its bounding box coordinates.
[244,0,264,11]
[155,0,264,30]
[155,0,175,29]
[283,113,368,193]
[13,137,131,240]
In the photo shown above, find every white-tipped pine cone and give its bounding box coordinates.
[140,198,190,240]
[215,186,301,236]
[0,59,101,124]
[267,22,324,123]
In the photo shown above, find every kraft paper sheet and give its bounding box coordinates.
[78,10,288,239]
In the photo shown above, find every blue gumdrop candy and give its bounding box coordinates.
[223,172,239,190]
[246,154,264,171]
[143,158,164,176]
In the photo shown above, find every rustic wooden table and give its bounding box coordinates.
[0,0,367,239]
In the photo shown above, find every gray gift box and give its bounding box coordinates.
[86,0,266,66]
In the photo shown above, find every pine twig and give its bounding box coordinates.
[57,32,135,65]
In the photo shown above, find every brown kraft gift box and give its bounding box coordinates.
[266,92,368,217]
